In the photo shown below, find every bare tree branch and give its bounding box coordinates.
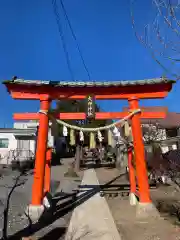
[130,0,180,79]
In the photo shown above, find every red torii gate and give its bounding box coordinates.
[14,109,166,201]
[3,77,175,216]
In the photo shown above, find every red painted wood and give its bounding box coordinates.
[5,82,173,100]
[13,111,166,120]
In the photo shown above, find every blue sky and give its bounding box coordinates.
[0,0,179,127]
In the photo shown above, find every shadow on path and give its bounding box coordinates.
[4,172,127,240]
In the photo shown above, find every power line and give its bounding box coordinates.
[51,0,74,80]
[59,0,91,80]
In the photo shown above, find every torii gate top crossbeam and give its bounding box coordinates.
[3,77,175,100]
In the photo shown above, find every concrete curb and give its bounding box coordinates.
[65,169,121,240]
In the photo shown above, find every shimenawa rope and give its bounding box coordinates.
[39,109,141,132]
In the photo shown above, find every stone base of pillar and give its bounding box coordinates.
[136,202,160,219]
[129,192,137,206]
[25,204,45,222]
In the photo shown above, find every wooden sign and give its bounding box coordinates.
[86,95,95,120]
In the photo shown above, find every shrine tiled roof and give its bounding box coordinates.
[3,77,176,87]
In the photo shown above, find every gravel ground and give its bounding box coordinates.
[0,158,83,240]
[96,167,180,240]
[107,195,180,240]
[0,169,32,238]
[151,185,180,226]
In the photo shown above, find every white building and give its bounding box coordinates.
[0,121,54,165]
[0,127,37,165]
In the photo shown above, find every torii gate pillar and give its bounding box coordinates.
[27,98,51,220]
[129,97,159,217]
[129,97,151,203]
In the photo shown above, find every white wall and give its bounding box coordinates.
[14,122,29,129]
[0,120,55,165]
[30,139,36,153]
[14,121,54,148]
[0,133,17,164]
[0,133,36,165]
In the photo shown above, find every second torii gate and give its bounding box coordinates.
[3,77,175,219]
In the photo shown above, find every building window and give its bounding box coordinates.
[0,139,9,148]
[166,128,178,138]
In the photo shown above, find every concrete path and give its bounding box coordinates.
[65,169,121,240]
